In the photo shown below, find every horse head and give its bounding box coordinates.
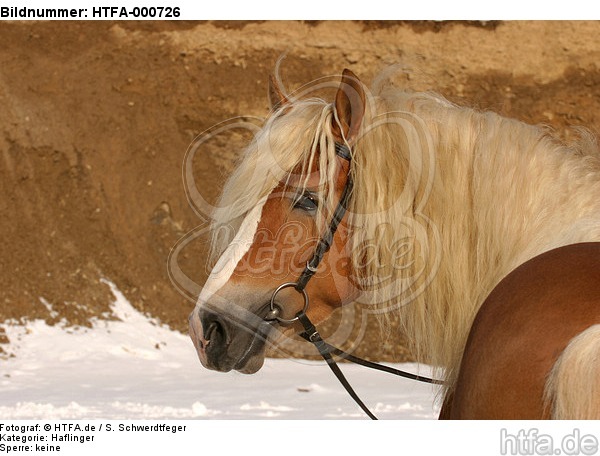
[189,69,366,374]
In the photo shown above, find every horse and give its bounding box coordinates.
[188,66,600,419]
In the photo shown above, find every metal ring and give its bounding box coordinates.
[305,260,319,273]
[269,282,309,323]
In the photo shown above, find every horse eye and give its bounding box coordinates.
[293,191,318,213]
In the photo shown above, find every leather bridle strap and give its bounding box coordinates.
[292,142,381,419]
[295,176,353,292]
[296,311,378,420]
[270,141,442,420]
[298,331,443,385]
[296,308,442,421]
[294,142,353,293]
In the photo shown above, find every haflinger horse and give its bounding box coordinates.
[188,66,600,419]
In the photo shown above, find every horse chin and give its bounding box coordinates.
[235,354,266,374]
[194,342,267,374]
[233,332,269,374]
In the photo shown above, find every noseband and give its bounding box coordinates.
[266,141,441,420]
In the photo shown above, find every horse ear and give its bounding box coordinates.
[268,74,290,111]
[332,69,366,144]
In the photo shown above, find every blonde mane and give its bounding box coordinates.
[210,69,600,394]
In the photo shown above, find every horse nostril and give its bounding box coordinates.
[194,309,236,371]
[204,321,219,344]
[203,316,227,348]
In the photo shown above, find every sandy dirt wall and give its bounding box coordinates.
[1,21,599,360]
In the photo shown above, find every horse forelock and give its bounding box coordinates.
[208,98,343,268]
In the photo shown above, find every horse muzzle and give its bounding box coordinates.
[188,306,272,374]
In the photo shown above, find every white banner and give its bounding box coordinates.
[0,1,596,20]
[1,420,600,456]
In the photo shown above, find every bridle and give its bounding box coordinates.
[265,141,443,420]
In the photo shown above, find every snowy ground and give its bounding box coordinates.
[0,280,441,420]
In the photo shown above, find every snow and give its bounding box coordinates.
[0,279,441,420]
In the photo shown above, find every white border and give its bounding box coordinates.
[1,1,599,20]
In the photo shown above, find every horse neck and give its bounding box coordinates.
[407,106,600,389]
